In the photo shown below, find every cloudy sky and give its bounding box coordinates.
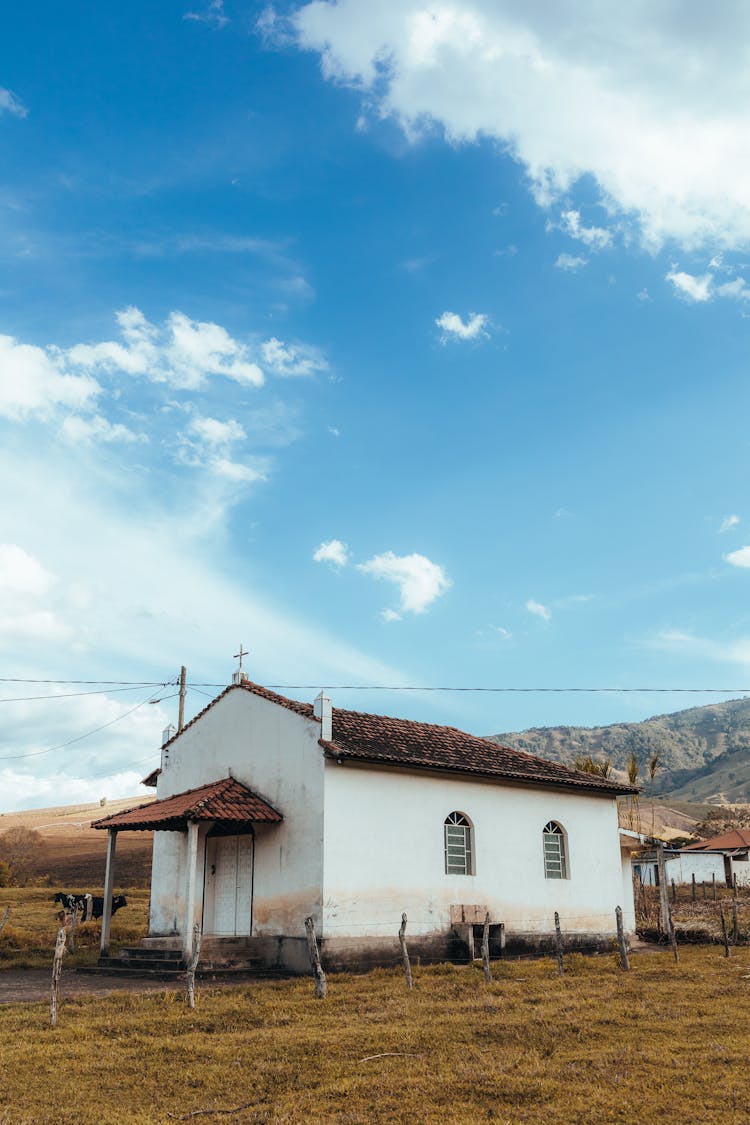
[2,2,750,810]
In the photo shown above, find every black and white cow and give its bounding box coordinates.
[53,892,128,921]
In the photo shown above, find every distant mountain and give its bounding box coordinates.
[489,697,750,803]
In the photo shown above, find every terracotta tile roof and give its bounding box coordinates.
[157,679,633,797]
[318,706,634,794]
[92,777,283,832]
[141,767,160,788]
[683,829,750,852]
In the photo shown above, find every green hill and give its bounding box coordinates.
[489,697,750,802]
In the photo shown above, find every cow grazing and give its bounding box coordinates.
[52,892,127,921]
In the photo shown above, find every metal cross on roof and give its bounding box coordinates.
[233,644,249,673]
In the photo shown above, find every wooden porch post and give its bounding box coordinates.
[183,820,200,962]
[100,829,118,956]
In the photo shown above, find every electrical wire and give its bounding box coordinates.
[0,686,166,704]
[191,682,750,694]
[0,687,166,761]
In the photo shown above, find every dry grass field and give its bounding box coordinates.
[1,947,749,1124]
[0,796,154,885]
[0,887,150,968]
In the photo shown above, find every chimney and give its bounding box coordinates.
[232,671,248,685]
[162,724,177,746]
[314,691,332,742]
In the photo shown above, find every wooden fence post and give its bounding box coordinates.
[667,907,679,963]
[498,922,506,958]
[304,916,327,999]
[615,906,629,971]
[712,873,717,901]
[702,880,707,901]
[0,905,9,935]
[733,873,738,897]
[670,879,676,904]
[719,904,731,958]
[656,844,669,935]
[732,898,740,945]
[691,873,696,902]
[481,912,492,983]
[398,913,413,990]
[50,926,66,1028]
[554,911,564,977]
[185,923,202,1009]
[67,906,78,954]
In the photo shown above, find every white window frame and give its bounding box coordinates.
[444,811,474,875]
[543,820,568,880]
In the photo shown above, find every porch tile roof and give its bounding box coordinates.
[92,777,283,832]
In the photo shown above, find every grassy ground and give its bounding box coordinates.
[1,947,749,1123]
[0,887,150,968]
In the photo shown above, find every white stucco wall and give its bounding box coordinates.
[149,687,325,937]
[321,759,632,938]
[635,851,726,887]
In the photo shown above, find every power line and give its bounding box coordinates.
[191,683,750,694]
[0,686,167,704]
[0,678,172,686]
[0,688,166,761]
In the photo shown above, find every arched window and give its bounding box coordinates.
[444,812,473,875]
[543,821,568,879]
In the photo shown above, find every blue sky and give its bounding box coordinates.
[2,1,750,809]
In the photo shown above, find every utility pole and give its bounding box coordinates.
[178,665,187,732]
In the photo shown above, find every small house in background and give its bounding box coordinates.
[633,847,726,888]
[681,828,750,887]
[93,676,637,972]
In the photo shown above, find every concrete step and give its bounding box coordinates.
[118,947,184,964]
[77,964,185,980]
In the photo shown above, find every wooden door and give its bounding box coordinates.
[205,835,254,935]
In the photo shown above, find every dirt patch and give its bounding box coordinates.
[0,969,258,1005]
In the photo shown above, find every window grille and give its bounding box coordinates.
[543,821,567,879]
[445,812,473,875]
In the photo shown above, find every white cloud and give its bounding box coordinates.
[555,253,587,272]
[556,209,612,250]
[0,544,54,598]
[313,539,350,568]
[666,269,713,302]
[357,550,451,614]
[719,514,740,533]
[294,1,750,251]
[189,416,246,445]
[0,88,27,118]
[209,458,265,483]
[435,311,488,342]
[261,336,328,377]
[0,334,101,420]
[67,307,265,390]
[184,0,229,28]
[380,608,402,623]
[60,415,144,444]
[526,598,551,622]
[725,546,750,569]
[716,277,750,302]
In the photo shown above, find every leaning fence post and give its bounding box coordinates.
[50,926,66,1028]
[732,898,740,945]
[304,916,327,999]
[67,906,78,954]
[719,904,731,958]
[0,905,10,935]
[667,906,679,963]
[185,923,202,1009]
[615,906,630,971]
[481,912,492,983]
[398,913,413,989]
[554,911,564,977]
